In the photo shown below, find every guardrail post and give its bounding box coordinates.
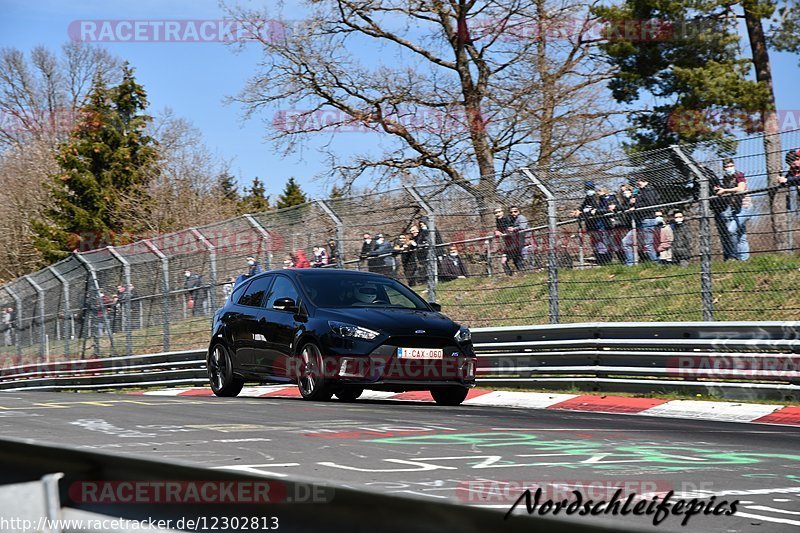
[190,228,217,318]
[74,253,116,356]
[671,146,714,321]
[316,200,345,268]
[47,266,71,359]
[405,186,438,302]
[243,214,272,271]
[521,168,559,324]
[23,275,47,360]
[107,246,133,356]
[3,286,23,359]
[143,240,171,352]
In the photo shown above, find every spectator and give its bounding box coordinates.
[572,181,612,264]
[112,284,130,333]
[508,205,529,270]
[419,216,444,256]
[622,177,662,265]
[283,255,295,268]
[393,233,418,286]
[2,307,13,346]
[222,277,236,302]
[312,245,328,267]
[778,148,800,186]
[94,288,113,337]
[440,245,469,281]
[670,210,692,266]
[715,158,752,261]
[368,234,395,276]
[246,256,264,277]
[294,250,312,268]
[494,207,517,276]
[327,238,339,266]
[409,225,428,284]
[600,187,626,264]
[184,270,205,316]
[359,233,374,269]
[654,211,673,264]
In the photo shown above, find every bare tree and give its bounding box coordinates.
[116,109,238,236]
[228,0,622,222]
[0,42,119,150]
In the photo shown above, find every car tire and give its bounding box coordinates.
[297,342,333,401]
[208,344,244,397]
[335,387,364,402]
[431,386,469,406]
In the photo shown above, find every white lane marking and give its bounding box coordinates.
[745,505,800,516]
[388,490,449,499]
[211,463,301,477]
[642,401,780,423]
[358,391,398,400]
[465,391,578,409]
[735,511,800,526]
[774,498,794,502]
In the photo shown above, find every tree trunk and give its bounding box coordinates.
[743,2,787,253]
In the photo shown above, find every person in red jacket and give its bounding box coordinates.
[293,250,311,268]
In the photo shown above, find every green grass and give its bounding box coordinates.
[438,253,800,326]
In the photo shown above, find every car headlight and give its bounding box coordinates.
[328,321,380,340]
[454,326,471,343]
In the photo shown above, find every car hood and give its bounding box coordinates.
[316,307,459,337]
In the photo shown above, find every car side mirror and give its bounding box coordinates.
[273,297,297,311]
[428,302,442,312]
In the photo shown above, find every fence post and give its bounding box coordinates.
[521,168,559,324]
[74,253,116,356]
[405,186,438,302]
[47,266,71,360]
[316,200,345,268]
[143,240,171,352]
[244,214,272,271]
[23,275,47,360]
[107,246,133,357]
[3,286,23,360]
[190,228,218,317]
[671,146,714,321]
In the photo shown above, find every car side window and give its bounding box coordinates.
[238,276,274,307]
[384,285,416,308]
[265,276,299,309]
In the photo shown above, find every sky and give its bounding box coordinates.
[2,0,799,199]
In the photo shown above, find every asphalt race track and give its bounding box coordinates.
[1,390,799,532]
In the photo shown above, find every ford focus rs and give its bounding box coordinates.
[206,269,476,405]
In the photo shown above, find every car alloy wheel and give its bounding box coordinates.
[298,343,333,401]
[208,344,244,397]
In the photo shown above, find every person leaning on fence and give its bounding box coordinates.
[439,245,469,281]
[368,234,395,276]
[507,205,529,270]
[654,211,674,265]
[312,245,328,267]
[778,148,800,186]
[2,307,13,346]
[494,206,519,276]
[601,186,627,264]
[359,233,375,269]
[393,233,418,286]
[327,238,339,265]
[246,256,264,277]
[670,210,692,266]
[572,181,613,265]
[714,158,752,261]
[622,176,662,265]
[409,225,428,284]
[222,277,236,302]
[294,250,312,268]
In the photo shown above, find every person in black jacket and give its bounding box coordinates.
[670,210,692,266]
[359,233,376,270]
[622,177,662,265]
[572,181,612,264]
[393,233,418,286]
[439,245,469,281]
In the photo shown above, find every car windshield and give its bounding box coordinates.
[299,274,429,310]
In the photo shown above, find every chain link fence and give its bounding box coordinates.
[2,128,800,364]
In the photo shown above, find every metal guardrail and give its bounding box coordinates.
[1,321,799,400]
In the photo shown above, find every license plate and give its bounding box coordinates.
[397,348,443,360]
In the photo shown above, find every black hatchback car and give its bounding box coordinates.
[207,269,476,405]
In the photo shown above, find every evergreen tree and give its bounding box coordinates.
[239,177,270,213]
[32,63,157,262]
[276,177,308,209]
[217,172,240,203]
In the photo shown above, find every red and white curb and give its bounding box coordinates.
[134,386,800,427]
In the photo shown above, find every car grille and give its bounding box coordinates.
[385,336,455,349]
